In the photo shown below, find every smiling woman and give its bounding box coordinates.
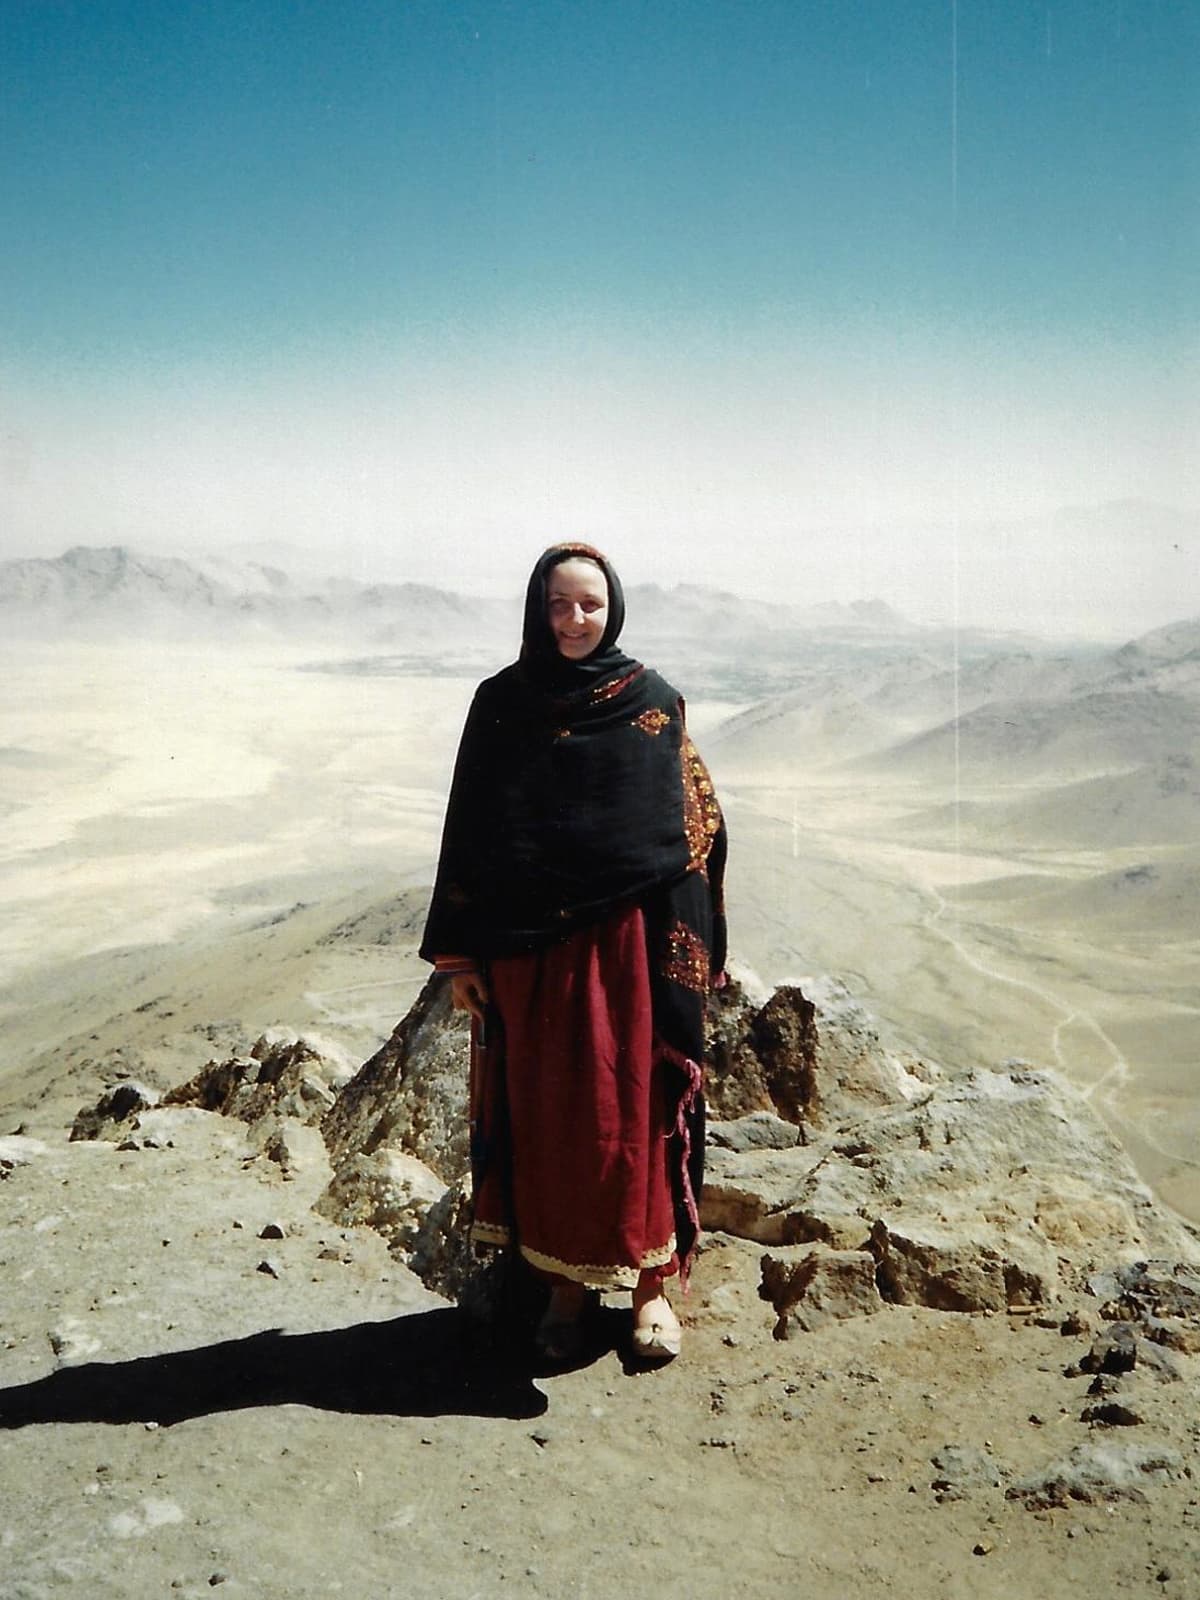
[420,543,727,1366]
[545,558,609,659]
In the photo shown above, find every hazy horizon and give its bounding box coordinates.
[4,3,1197,639]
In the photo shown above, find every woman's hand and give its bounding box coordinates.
[449,969,490,1023]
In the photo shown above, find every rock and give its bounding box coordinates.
[929,1444,1004,1498]
[870,1215,1056,1313]
[1078,1324,1138,1374]
[317,1150,448,1256]
[1143,1317,1200,1355]
[705,974,933,1127]
[48,1318,103,1364]
[258,1222,285,1240]
[410,1180,478,1303]
[1006,1442,1183,1508]
[1092,1259,1200,1323]
[256,1259,280,1279]
[799,975,939,1123]
[760,1246,882,1336]
[704,1060,1198,1312]
[702,1146,830,1245]
[1081,1402,1144,1427]
[708,1111,804,1153]
[703,971,777,1120]
[1061,1308,1092,1336]
[164,1036,346,1126]
[70,1082,160,1142]
[249,1114,330,1182]
[321,975,471,1185]
[1077,1326,1183,1383]
[731,984,818,1123]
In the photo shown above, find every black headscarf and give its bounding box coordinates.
[516,541,633,693]
[420,543,725,964]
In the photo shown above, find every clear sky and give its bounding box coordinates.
[3,1,1197,634]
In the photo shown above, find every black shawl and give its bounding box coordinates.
[421,544,727,1275]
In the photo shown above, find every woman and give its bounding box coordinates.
[420,543,726,1363]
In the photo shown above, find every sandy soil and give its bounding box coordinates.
[2,1117,1197,1600]
[2,641,1197,1598]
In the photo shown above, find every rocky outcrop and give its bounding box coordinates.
[70,1081,160,1142]
[709,1052,1199,1317]
[320,976,471,1186]
[163,1036,349,1126]
[68,964,1200,1325]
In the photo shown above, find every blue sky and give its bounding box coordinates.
[3,1,1197,631]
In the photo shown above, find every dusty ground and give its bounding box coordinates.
[2,640,1198,1598]
[2,1112,1198,1600]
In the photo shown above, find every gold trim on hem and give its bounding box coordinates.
[468,1224,677,1290]
[470,1221,510,1248]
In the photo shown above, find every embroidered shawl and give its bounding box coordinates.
[420,542,725,964]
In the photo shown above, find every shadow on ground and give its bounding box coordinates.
[0,1308,552,1428]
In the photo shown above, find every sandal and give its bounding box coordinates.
[631,1294,682,1362]
[534,1285,589,1365]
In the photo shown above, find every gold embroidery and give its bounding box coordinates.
[591,669,640,704]
[663,919,710,993]
[681,734,722,870]
[468,1223,676,1288]
[633,708,670,736]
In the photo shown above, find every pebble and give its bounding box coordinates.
[256,1259,280,1279]
[259,1223,285,1240]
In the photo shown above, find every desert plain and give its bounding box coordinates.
[1,561,1199,1597]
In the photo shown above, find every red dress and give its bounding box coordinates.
[468,903,681,1289]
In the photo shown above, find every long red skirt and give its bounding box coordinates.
[469,903,678,1290]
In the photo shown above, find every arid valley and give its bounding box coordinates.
[1,547,1198,1598]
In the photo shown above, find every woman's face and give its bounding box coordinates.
[547,559,609,659]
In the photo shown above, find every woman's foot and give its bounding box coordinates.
[534,1282,588,1365]
[631,1286,682,1362]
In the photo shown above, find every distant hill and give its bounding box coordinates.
[707,609,1200,783]
[894,756,1200,851]
[0,545,925,667]
[0,546,515,647]
[859,688,1200,785]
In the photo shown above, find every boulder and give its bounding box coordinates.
[705,972,934,1128]
[708,1111,804,1153]
[706,1063,1199,1312]
[321,975,471,1185]
[869,1214,1057,1313]
[759,1245,882,1336]
[316,1149,448,1254]
[70,1081,159,1142]
[248,1114,331,1184]
[163,1036,347,1126]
